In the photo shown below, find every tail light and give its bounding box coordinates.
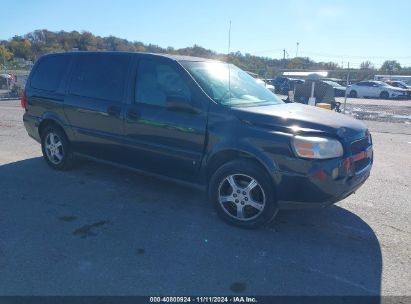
[20,90,27,110]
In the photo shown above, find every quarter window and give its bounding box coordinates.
[31,55,70,92]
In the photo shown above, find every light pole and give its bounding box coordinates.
[296,42,299,57]
[343,62,350,114]
[1,52,8,90]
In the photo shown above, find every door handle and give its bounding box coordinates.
[127,109,140,120]
[107,105,121,117]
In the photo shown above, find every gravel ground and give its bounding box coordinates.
[0,100,410,296]
[340,98,411,123]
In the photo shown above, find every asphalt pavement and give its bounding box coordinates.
[0,100,410,296]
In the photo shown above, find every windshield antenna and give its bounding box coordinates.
[227,20,232,100]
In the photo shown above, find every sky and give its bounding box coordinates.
[1,0,410,68]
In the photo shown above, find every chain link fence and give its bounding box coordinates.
[273,75,411,124]
[0,65,31,100]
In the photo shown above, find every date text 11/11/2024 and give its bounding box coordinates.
[149,296,257,303]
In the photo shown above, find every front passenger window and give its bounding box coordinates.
[136,59,191,106]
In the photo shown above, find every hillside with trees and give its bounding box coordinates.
[1,29,410,79]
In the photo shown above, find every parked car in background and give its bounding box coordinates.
[272,76,304,94]
[384,80,411,98]
[348,81,407,99]
[255,78,275,93]
[374,75,411,86]
[270,76,287,90]
[323,80,346,97]
[22,52,373,228]
[287,79,305,94]
[0,74,12,89]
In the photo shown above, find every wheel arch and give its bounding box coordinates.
[38,114,75,170]
[205,148,277,186]
[38,118,65,138]
[38,112,72,141]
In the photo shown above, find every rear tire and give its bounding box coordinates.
[380,91,389,99]
[41,125,75,170]
[349,90,357,98]
[208,160,278,229]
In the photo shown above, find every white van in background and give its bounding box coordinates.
[374,75,411,86]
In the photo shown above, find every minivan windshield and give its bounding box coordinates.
[181,61,283,107]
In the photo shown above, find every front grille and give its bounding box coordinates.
[350,133,372,173]
[354,158,370,172]
[351,136,370,154]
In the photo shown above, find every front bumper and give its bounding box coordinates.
[391,92,408,99]
[276,145,373,209]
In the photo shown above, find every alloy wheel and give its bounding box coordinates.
[45,132,64,165]
[218,174,266,221]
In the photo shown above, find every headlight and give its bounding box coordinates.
[292,136,343,159]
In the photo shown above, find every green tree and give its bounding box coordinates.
[78,31,97,51]
[7,38,32,60]
[360,61,375,70]
[287,57,314,70]
[1,29,356,79]
[380,60,401,74]
[288,57,305,69]
[0,45,13,62]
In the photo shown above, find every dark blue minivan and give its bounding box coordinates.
[22,52,373,228]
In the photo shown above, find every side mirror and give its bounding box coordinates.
[166,96,198,114]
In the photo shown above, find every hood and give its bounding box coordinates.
[388,87,407,92]
[232,103,367,141]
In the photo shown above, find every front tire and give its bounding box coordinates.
[349,90,357,98]
[41,125,74,170]
[208,160,278,229]
[380,91,389,99]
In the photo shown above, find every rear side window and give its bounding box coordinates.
[69,54,129,102]
[31,56,70,92]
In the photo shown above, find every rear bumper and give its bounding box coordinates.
[23,113,41,143]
